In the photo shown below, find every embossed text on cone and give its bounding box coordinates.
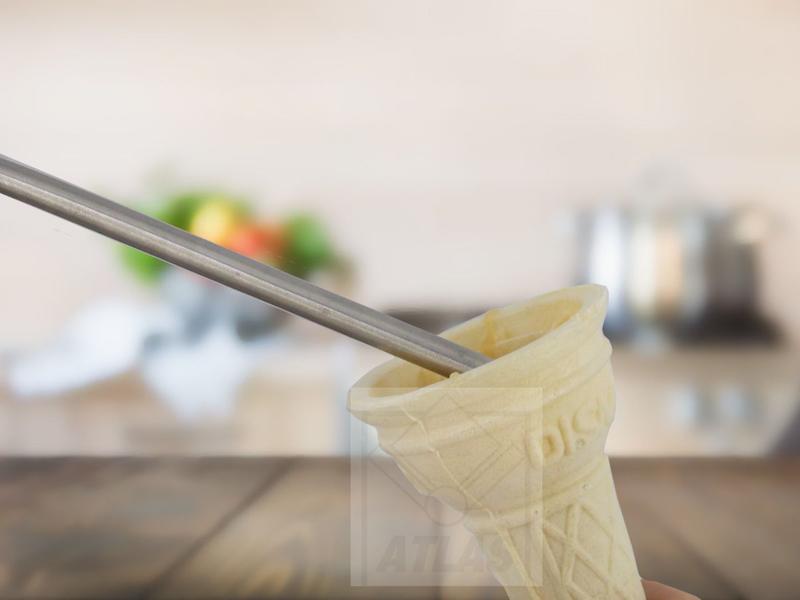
[349,285,646,599]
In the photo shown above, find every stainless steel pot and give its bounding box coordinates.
[573,181,775,343]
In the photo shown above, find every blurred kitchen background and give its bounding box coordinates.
[1,0,799,457]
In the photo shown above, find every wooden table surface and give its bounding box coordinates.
[0,457,798,600]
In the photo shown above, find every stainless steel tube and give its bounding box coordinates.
[0,154,490,376]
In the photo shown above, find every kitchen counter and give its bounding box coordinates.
[2,343,798,457]
[0,457,798,599]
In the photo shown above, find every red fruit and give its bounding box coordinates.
[226,225,267,258]
[227,223,285,261]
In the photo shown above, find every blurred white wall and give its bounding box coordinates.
[2,0,799,346]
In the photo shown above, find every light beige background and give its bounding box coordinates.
[2,0,799,346]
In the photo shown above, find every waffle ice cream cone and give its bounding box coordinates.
[349,285,645,599]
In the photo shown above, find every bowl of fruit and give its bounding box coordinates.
[119,192,346,339]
